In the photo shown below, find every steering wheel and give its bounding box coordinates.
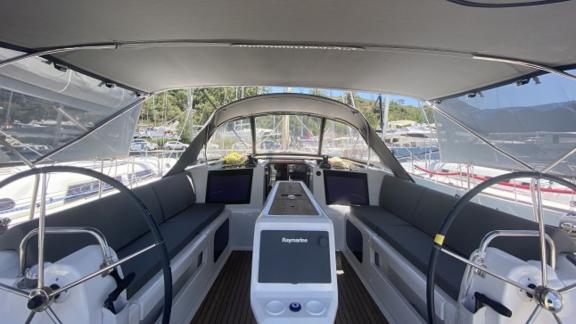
[426,171,576,324]
[0,166,172,324]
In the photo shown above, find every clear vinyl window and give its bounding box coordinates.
[322,120,369,162]
[206,118,252,160]
[254,115,321,155]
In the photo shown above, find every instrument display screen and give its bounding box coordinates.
[324,170,369,206]
[258,230,331,284]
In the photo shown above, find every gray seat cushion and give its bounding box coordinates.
[414,186,575,261]
[351,175,576,300]
[117,203,224,297]
[379,176,426,223]
[0,171,224,300]
[349,205,411,227]
[4,185,164,267]
[351,209,465,299]
[151,173,196,221]
[380,225,466,299]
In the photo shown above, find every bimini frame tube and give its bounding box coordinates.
[473,54,576,82]
[0,44,117,69]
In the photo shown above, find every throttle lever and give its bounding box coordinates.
[474,292,512,317]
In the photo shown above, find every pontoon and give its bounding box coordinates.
[0,1,575,323]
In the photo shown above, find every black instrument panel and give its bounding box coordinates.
[324,170,369,206]
[259,230,331,284]
[206,168,253,204]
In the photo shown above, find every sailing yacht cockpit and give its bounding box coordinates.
[0,1,576,324]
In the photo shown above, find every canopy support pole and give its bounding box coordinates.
[543,145,576,173]
[317,118,326,156]
[250,116,256,156]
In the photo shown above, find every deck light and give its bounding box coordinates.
[231,44,365,52]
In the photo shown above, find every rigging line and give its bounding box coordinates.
[293,115,314,136]
[163,92,168,126]
[161,91,168,148]
[173,88,195,141]
[169,87,195,151]
[418,100,435,164]
[53,105,89,132]
[231,127,250,149]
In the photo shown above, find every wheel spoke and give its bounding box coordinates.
[439,246,533,293]
[0,166,172,324]
[552,312,563,324]
[24,311,35,324]
[526,305,542,324]
[49,242,159,297]
[37,174,48,289]
[46,306,62,324]
[0,282,28,298]
[530,178,548,286]
[559,282,576,294]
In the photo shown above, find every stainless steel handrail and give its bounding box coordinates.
[478,229,557,270]
[18,227,113,277]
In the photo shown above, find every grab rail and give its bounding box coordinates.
[477,230,556,270]
[18,227,113,277]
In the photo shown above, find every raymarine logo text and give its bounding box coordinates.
[281,237,308,244]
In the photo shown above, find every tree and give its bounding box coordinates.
[138,87,430,144]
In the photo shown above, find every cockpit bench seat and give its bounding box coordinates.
[349,205,466,299]
[0,172,225,299]
[118,203,224,297]
[347,176,575,300]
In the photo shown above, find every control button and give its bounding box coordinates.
[318,236,328,247]
[289,302,302,312]
[266,300,285,315]
[306,300,326,315]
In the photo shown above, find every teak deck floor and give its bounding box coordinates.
[191,251,388,324]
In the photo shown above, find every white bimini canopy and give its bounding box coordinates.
[1,0,576,99]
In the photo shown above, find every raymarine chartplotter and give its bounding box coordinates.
[251,181,337,324]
